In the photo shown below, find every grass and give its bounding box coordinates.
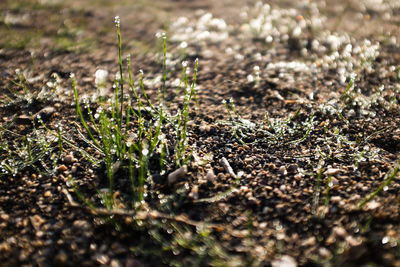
[64,16,244,265]
[70,16,198,206]
[1,2,400,266]
[357,160,400,209]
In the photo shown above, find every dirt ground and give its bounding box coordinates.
[1,0,400,266]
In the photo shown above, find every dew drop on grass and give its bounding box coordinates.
[382,236,389,244]
[383,186,389,191]
[167,228,173,234]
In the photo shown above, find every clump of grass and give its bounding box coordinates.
[220,98,315,146]
[70,16,199,208]
[66,16,241,265]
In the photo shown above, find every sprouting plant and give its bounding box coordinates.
[312,168,324,215]
[247,65,261,87]
[0,123,59,177]
[220,99,315,147]
[357,160,400,209]
[71,16,199,209]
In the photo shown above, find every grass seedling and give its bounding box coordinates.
[71,16,199,209]
[312,168,324,216]
[357,161,400,209]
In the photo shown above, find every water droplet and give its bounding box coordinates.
[383,186,389,192]
[382,236,389,244]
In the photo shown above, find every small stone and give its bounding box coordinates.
[35,106,56,120]
[53,251,68,266]
[279,166,287,175]
[0,213,9,221]
[110,259,122,267]
[279,185,286,192]
[73,220,90,230]
[301,236,316,247]
[319,247,332,258]
[324,168,341,175]
[189,185,199,200]
[199,124,211,133]
[287,164,298,174]
[248,197,260,205]
[331,196,342,203]
[94,254,109,265]
[333,226,347,238]
[30,215,45,230]
[63,154,75,164]
[0,242,11,253]
[15,114,31,125]
[205,168,216,183]
[346,235,362,247]
[365,200,381,210]
[262,206,271,214]
[57,165,68,173]
[271,255,297,267]
[44,191,52,198]
[331,177,339,185]
[168,165,188,184]
[70,165,78,174]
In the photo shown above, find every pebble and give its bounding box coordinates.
[278,166,287,175]
[248,197,260,205]
[333,226,347,238]
[73,220,90,230]
[345,235,362,247]
[189,185,199,200]
[262,206,272,214]
[35,106,56,120]
[168,165,188,184]
[199,124,211,133]
[319,247,332,258]
[57,165,68,173]
[324,168,341,175]
[301,236,316,247]
[331,196,342,203]
[15,114,31,125]
[29,215,45,230]
[287,164,298,174]
[70,164,78,174]
[44,191,52,197]
[63,154,75,164]
[205,168,216,183]
[0,242,11,253]
[94,254,109,265]
[271,255,297,267]
[0,213,9,221]
[53,251,68,266]
[279,185,286,192]
[110,259,122,267]
[365,200,381,210]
